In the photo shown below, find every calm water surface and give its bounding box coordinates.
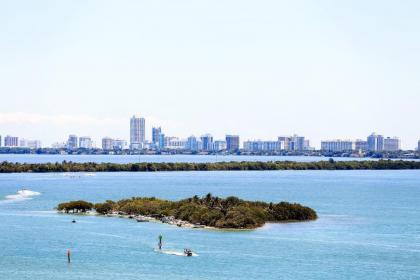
[0,171,419,279]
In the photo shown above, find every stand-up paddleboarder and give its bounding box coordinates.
[67,249,71,263]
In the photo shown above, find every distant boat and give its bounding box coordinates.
[136,218,149,222]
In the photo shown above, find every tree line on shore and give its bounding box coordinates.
[57,194,317,229]
[1,159,420,173]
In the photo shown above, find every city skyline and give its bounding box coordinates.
[0,115,417,151]
[1,1,420,149]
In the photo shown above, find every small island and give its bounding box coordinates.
[57,194,317,229]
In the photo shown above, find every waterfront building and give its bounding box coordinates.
[130,115,145,149]
[158,133,165,149]
[165,138,187,150]
[186,136,198,152]
[321,140,355,152]
[67,135,78,150]
[200,134,214,151]
[79,136,93,149]
[213,140,227,151]
[355,140,368,151]
[226,135,240,151]
[418,140,420,151]
[19,139,42,149]
[0,135,2,147]
[243,140,284,152]
[152,127,162,144]
[277,136,290,150]
[383,137,401,151]
[290,135,306,151]
[4,135,19,147]
[102,137,114,150]
[113,139,127,150]
[367,133,384,151]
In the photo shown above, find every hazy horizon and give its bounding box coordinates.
[1,1,419,149]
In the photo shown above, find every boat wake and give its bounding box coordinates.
[3,189,41,202]
[154,249,198,257]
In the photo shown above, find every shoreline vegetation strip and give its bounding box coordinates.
[1,160,420,173]
[57,194,317,229]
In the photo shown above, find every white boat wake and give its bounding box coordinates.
[154,249,198,257]
[4,189,41,201]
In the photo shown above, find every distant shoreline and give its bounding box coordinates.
[2,159,420,173]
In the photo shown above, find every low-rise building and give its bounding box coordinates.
[355,140,368,151]
[213,140,227,151]
[113,139,127,150]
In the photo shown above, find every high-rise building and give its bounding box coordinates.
[243,140,284,152]
[130,116,145,149]
[4,135,19,147]
[0,135,2,147]
[226,135,240,152]
[79,137,93,149]
[200,134,214,151]
[186,136,198,152]
[321,140,355,152]
[277,136,290,150]
[152,127,162,144]
[67,135,78,150]
[102,137,114,150]
[418,140,420,151]
[383,137,401,151]
[290,135,306,151]
[367,133,385,151]
[158,133,165,149]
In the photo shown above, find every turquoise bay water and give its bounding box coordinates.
[0,171,419,279]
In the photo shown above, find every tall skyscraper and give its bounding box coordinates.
[367,133,384,151]
[186,136,198,152]
[226,135,240,151]
[200,134,214,151]
[418,140,420,151]
[4,135,19,147]
[0,135,2,147]
[130,115,145,149]
[67,135,78,150]
[152,127,162,144]
[290,135,306,151]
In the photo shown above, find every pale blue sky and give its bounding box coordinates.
[0,0,419,148]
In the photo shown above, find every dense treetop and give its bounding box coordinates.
[58,194,317,229]
[2,159,420,173]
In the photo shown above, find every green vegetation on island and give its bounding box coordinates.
[57,194,317,229]
[2,159,420,173]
